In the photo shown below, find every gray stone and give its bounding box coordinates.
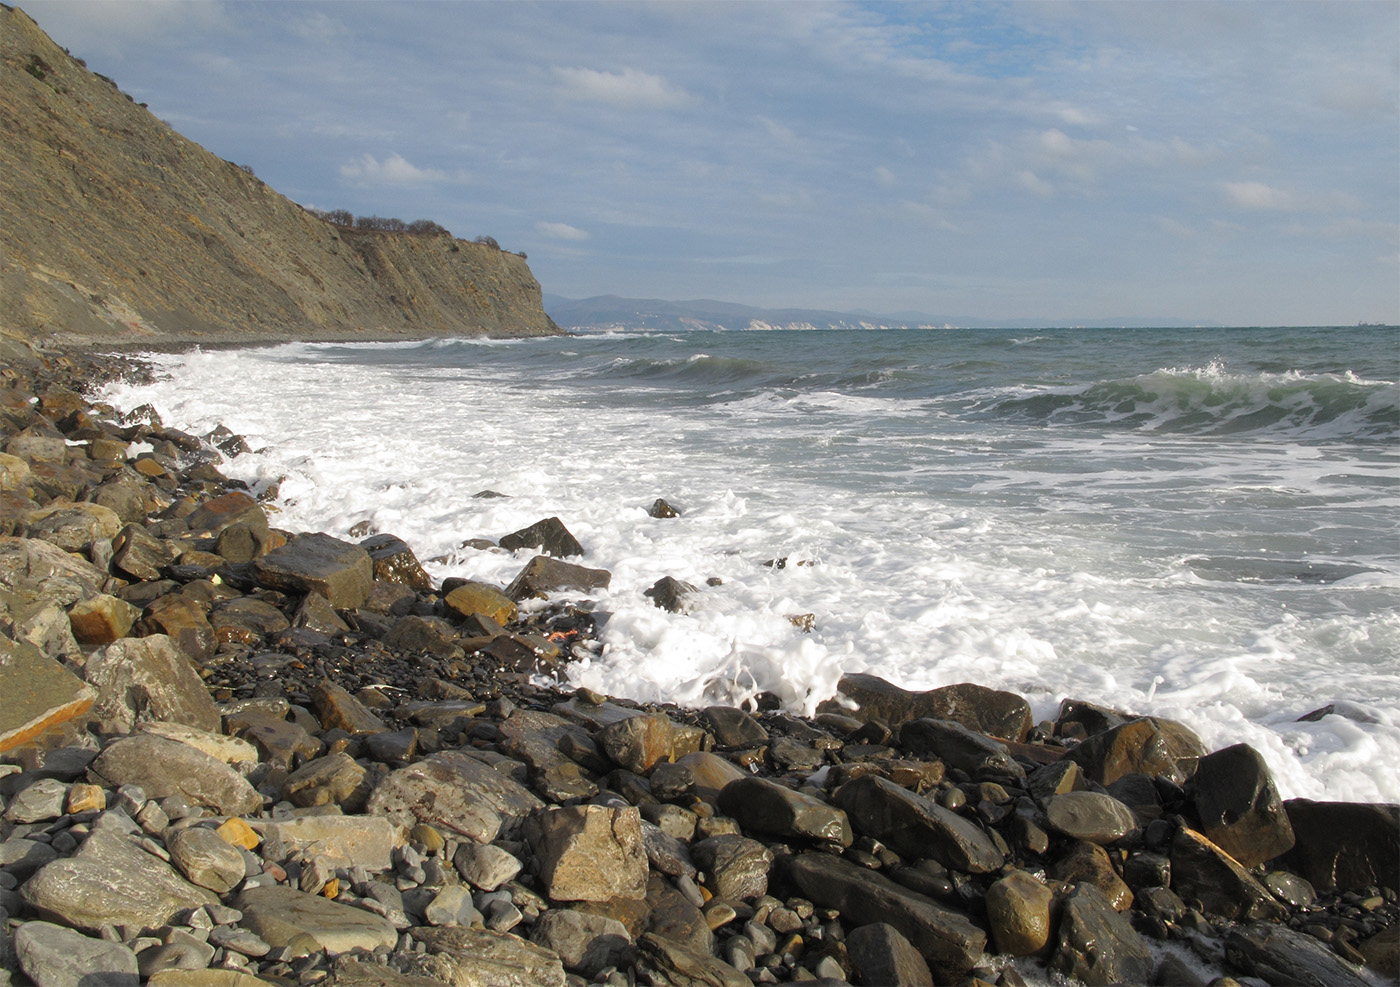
[0,636,94,753]
[423,884,482,927]
[452,842,522,891]
[635,931,750,987]
[1193,742,1294,868]
[137,937,216,978]
[785,851,986,980]
[256,815,402,872]
[4,776,67,823]
[21,828,218,933]
[823,674,1033,742]
[641,818,697,878]
[691,834,773,901]
[167,826,248,893]
[368,750,544,842]
[24,502,121,554]
[833,773,1003,873]
[282,750,371,809]
[1043,790,1138,845]
[703,705,769,747]
[524,804,649,901]
[15,921,139,987]
[0,537,107,606]
[110,522,177,581]
[1226,921,1372,987]
[409,925,567,987]
[898,717,1025,784]
[88,733,262,816]
[0,832,59,878]
[253,532,373,609]
[83,634,223,736]
[717,776,852,847]
[504,555,611,600]
[235,884,399,953]
[1050,883,1154,986]
[844,921,933,987]
[530,908,632,977]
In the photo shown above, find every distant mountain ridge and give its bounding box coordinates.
[544,294,1223,332]
[0,5,558,348]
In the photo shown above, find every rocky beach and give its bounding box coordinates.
[0,345,1395,987]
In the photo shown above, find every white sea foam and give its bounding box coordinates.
[102,330,1400,803]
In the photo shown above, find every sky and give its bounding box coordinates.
[19,0,1400,326]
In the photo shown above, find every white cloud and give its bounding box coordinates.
[1223,180,1294,211]
[759,116,799,144]
[874,166,896,188]
[553,67,687,108]
[536,221,590,241]
[338,153,457,186]
[1017,170,1053,197]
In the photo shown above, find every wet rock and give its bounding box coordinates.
[14,920,139,987]
[253,532,373,609]
[642,817,697,878]
[167,826,248,893]
[823,674,1033,742]
[1064,716,1206,786]
[139,594,217,662]
[704,705,769,748]
[360,533,433,591]
[88,733,263,816]
[314,679,388,735]
[83,634,222,735]
[898,717,1026,784]
[718,775,852,847]
[408,926,567,987]
[1282,799,1399,892]
[598,711,675,773]
[67,592,142,645]
[1191,742,1294,867]
[443,580,517,624]
[1026,759,1086,801]
[833,773,1004,873]
[1170,825,1287,921]
[985,870,1055,957]
[0,637,94,752]
[1048,840,1133,912]
[674,751,750,806]
[184,491,268,536]
[110,522,178,581]
[293,590,350,634]
[1042,790,1138,844]
[22,828,217,933]
[645,575,697,613]
[1360,925,1400,980]
[786,851,986,980]
[499,516,584,558]
[1225,921,1373,987]
[524,804,649,901]
[648,498,680,518]
[367,750,542,841]
[504,555,611,601]
[691,834,774,901]
[530,908,632,978]
[1050,883,1154,986]
[844,921,933,987]
[635,931,750,987]
[213,521,277,563]
[25,502,122,553]
[236,885,399,953]
[210,596,289,643]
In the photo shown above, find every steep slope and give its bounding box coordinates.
[0,5,559,347]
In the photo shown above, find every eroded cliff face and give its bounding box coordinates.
[0,5,559,348]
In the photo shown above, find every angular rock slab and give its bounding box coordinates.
[253,532,372,609]
[409,925,567,987]
[235,885,398,954]
[897,717,1025,784]
[524,804,649,901]
[360,533,434,591]
[635,932,750,987]
[0,635,94,752]
[89,733,263,815]
[1050,883,1154,987]
[785,851,986,981]
[691,834,773,901]
[834,773,1003,873]
[505,555,611,600]
[1226,921,1373,987]
[1170,825,1287,922]
[367,750,543,842]
[844,922,934,987]
[823,674,1033,742]
[1193,742,1294,868]
[14,920,140,987]
[718,775,853,847]
[254,815,404,872]
[0,535,108,605]
[83,633,222,735]
[22,829,218,934]
[1282,799,1399,893]
[1064,716,1206,786]
[530,908,633,978]
[499,516,584,558]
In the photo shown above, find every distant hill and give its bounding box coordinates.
[543,294,1223,332]
[0,5,558,348]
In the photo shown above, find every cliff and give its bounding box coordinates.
[0,5,560,348]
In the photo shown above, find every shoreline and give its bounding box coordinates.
[1,347,1396,987]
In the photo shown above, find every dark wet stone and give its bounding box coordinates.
[644,575,697,613]
[1050,883,1154,986]
[635,932,750,987]
[691,834,773,901]
[822,674,1034,742]
[1170,825,1287,921]
[648,498,680,518]
[1282,799,1399,893]
[504,555,611,600]
[360,532,433,591]
[499,516,584,558]
[845,921,934,987]
[898,717,1025,784]
[833,773,1004,873]
[1043,790,1138,844]
[718,775,852,847]
[704,705,769,747]
[184,490,268,536]
[1191,742,1294,868]
[1063,716,1206,786]
[1226,921,1373,987]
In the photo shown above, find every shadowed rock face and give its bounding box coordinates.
[0,6,560,347]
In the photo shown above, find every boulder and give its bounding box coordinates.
[67,592,141,645]
[691,834,774,901]
[443,580,517,624]
[184,491,268,536]
[1170,825,1287,921]
[209,596,289,644]
[282,750,371,809]
[21,828,218,933]
[167,826,248,893]
[367,749,543,841]
[823,674,1033,742]
[83,634,222,735]
[985,870,1054,957]
[0,535,107,605]
[644,575,696,614]
[138,595,217,661]
[524,804,649,901]
[833,773,1004,873]
[897,717,1025,784]
[88,733,263,815]
[704,705,769,748]
[718,776,853,847]
[253,532,373,609]
[1064,716,1206,786]
[598,711,674,773]
[786,852,986,980]
[408,926,567,987]
[1048,840,1133,912]
[24,501,122,553]
[258,815,402,872]
[530,909,632,978]
[1050,883,1154,986]
[314,679,388,734]
[499,516,584,557]
[0,636,94,752]
[359,533,433,591]
[453,843,522,891]
[844,922,933,987]
[1281,799,1399,892]
[235,885,398,953]
[1225,921,1373,987]
[1191,742,1294,868]
[110,522,177,581]
[674,751,750,806]
[634,932,750,987]
[1042,790,1138,845]
[14,921,139,987]
[505,555,611,600]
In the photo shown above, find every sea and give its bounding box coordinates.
[102,325,1400,805]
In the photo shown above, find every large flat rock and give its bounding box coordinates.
[88,733,263,816]
[253,532,372,609]
[235,885,399,954]
[0,635,94,752]
[83,633,222,735]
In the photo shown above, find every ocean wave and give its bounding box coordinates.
[987,363,1399,441]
